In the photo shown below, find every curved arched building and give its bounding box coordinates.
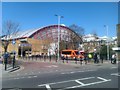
[1,25,82,56]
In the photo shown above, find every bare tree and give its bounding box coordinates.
[2,20,20,52]
[68,32,82,49]
[69,24,85,37]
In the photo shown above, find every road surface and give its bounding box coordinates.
[2,60,119,89]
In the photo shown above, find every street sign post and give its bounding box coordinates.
[12,39,16,45]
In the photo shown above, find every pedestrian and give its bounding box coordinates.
[111,53,117,64]
[13,52,16,69]
[3,52,9,71]
[100,55,104,63]
[66,55,68,63]
[84,52,88,64]
[88,53,92,63]
[93,53,98,64]
[97,54,100,63]
[111,54,115,64]
[75,57,77,64]
[80,56,83,65]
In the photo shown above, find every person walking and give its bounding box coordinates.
[84,52,88,64]
[97,54,100,63]
[111,53,116,64]
[111,54,115,64]
[93,53,98,64]
[13,52,16,69]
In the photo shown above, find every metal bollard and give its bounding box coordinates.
[75,57,77,64]
[79,58,82,65]
[49,55,51,62]
[66,56,68,63]
[63,59,64,63]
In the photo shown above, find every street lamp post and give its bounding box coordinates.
[55,14,63,61]
[104,25,109,60]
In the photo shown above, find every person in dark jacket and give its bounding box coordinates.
[93,53,98,64]
[84,52,88,64]
[3,52,9,70]
[13,52,16,68]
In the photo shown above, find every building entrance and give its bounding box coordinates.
[18,43,32,57]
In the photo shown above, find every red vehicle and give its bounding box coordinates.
[61,50,84,60]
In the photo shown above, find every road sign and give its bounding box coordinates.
[12,40,16,45]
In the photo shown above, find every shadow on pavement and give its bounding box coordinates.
[9,66,20,72]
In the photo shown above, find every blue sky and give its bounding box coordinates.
[2,2,118,37]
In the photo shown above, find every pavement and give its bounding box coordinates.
[19,57,114,64]
[1,58,119,76]
[1,60,23,78]
[18,58,119,70]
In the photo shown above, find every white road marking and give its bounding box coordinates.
[111,73,118,75]
[38,72,41,73]
[52,65,58,67]
[86,70,96,72]
[111,67,117,69]
[77,71,84,73]
[38,76,111,90]
[45,65,58,68]
[97,77,109,81]
[75,80,85,85]
[70,72,75,74]
[61,70,95,75]
[61,73,65,74]
[63,79,111,90]
[28,76,32,78]
[38,77,94,87]
[33,76,37,78]
[111,73,120,76]
[45,84,51,90]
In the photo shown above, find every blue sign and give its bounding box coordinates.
[12,40,16,45]
[20,43,32,47]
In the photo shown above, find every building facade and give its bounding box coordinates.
[1,25,82,57]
